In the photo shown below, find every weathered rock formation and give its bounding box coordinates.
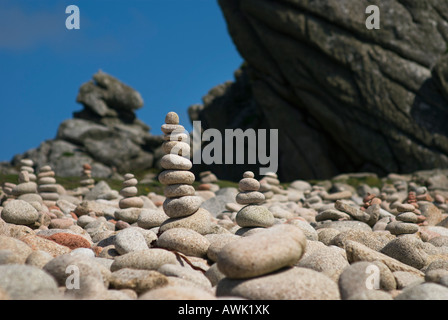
[190,0,448,181]
[11,71,164,178]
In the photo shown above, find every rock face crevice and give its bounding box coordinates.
[189,0,448,181]
[12,71,164,178]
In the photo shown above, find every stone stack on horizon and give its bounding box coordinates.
[2,182,16,202]
[259,172,287,201]
[158,112,211,235]
[19,159,36,182]
[37,165,59,207]
[234,171,274,229]
[199,171,220,192]
[114,173,146,224]
[80,164,95,191]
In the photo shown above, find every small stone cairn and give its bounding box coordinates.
[19,159,37,182]
[12,170,42,203]
[198,171,220,192]
[80,164,95,190]
[118,173,143,209]
[37,165,59,207]
[234,171,274,229]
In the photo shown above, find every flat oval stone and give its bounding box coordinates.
[20,159,34,166]
[161,124,185,134]
[37,171,55,179]
[158,170,195,185]
[160,154,192,171]
[236,191,265,205]
[162,141,191,157]
[115,208,144,224]
[163,196,203,218]
[386,221,419,235]
[397,203,417,213]
[12,182,37,195]
[159,208,212,235]
[119,196,144,209]
[123,173,134,180]
[396,212,419,223]
[109,268,169,294]
[316,209,351,222]
[137,209,169,229]
[114,227,150,255]
[235,205,275,228]
[40,192,59,201]
[217,224,307,279]
[163,132,189,142]
[120,186,138,197]
[2,199,39,225]
[239,178,260,192]
[157,227,210,257]
[38,177,56,185]
[122,178,138,187]
[164,184,196,198]
[110,249,179,272]
[38,184,58,193]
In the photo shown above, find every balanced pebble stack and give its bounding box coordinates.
[37,165,59,207]
[235,171,274,229]
[158,112,210,235]
[12,170,42,203]
[80,164,95,190]
[118,173,143,209]
[19,159,37,182]
[115,173,145,224]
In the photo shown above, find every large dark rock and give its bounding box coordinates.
[11,71,164,178]
[190,0,448,181]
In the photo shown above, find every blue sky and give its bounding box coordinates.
[0,0,243,162]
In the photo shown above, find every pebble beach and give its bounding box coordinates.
[1,112,448,301]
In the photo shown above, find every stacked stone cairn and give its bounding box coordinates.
[198,171,219,192]
[37,165,59,207]
[259,171,288,201]
[234,171,274,229]
[12,169,42,204]
[80,163,95,190]
[2,181,16,202]
[20,159,37,182]
[158,112,211,235]
[115,173,144,224]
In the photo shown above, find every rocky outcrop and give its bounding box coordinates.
[11,71,164,178]
[190,0,448,181]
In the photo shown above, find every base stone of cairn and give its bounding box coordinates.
[235,171,274,229]
[158,112,212,235]
[37,165,59,207]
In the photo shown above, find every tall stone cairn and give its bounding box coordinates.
[37,165,59,206]
[158,112,210,234]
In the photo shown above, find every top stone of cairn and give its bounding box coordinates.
[165,112,179,125]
